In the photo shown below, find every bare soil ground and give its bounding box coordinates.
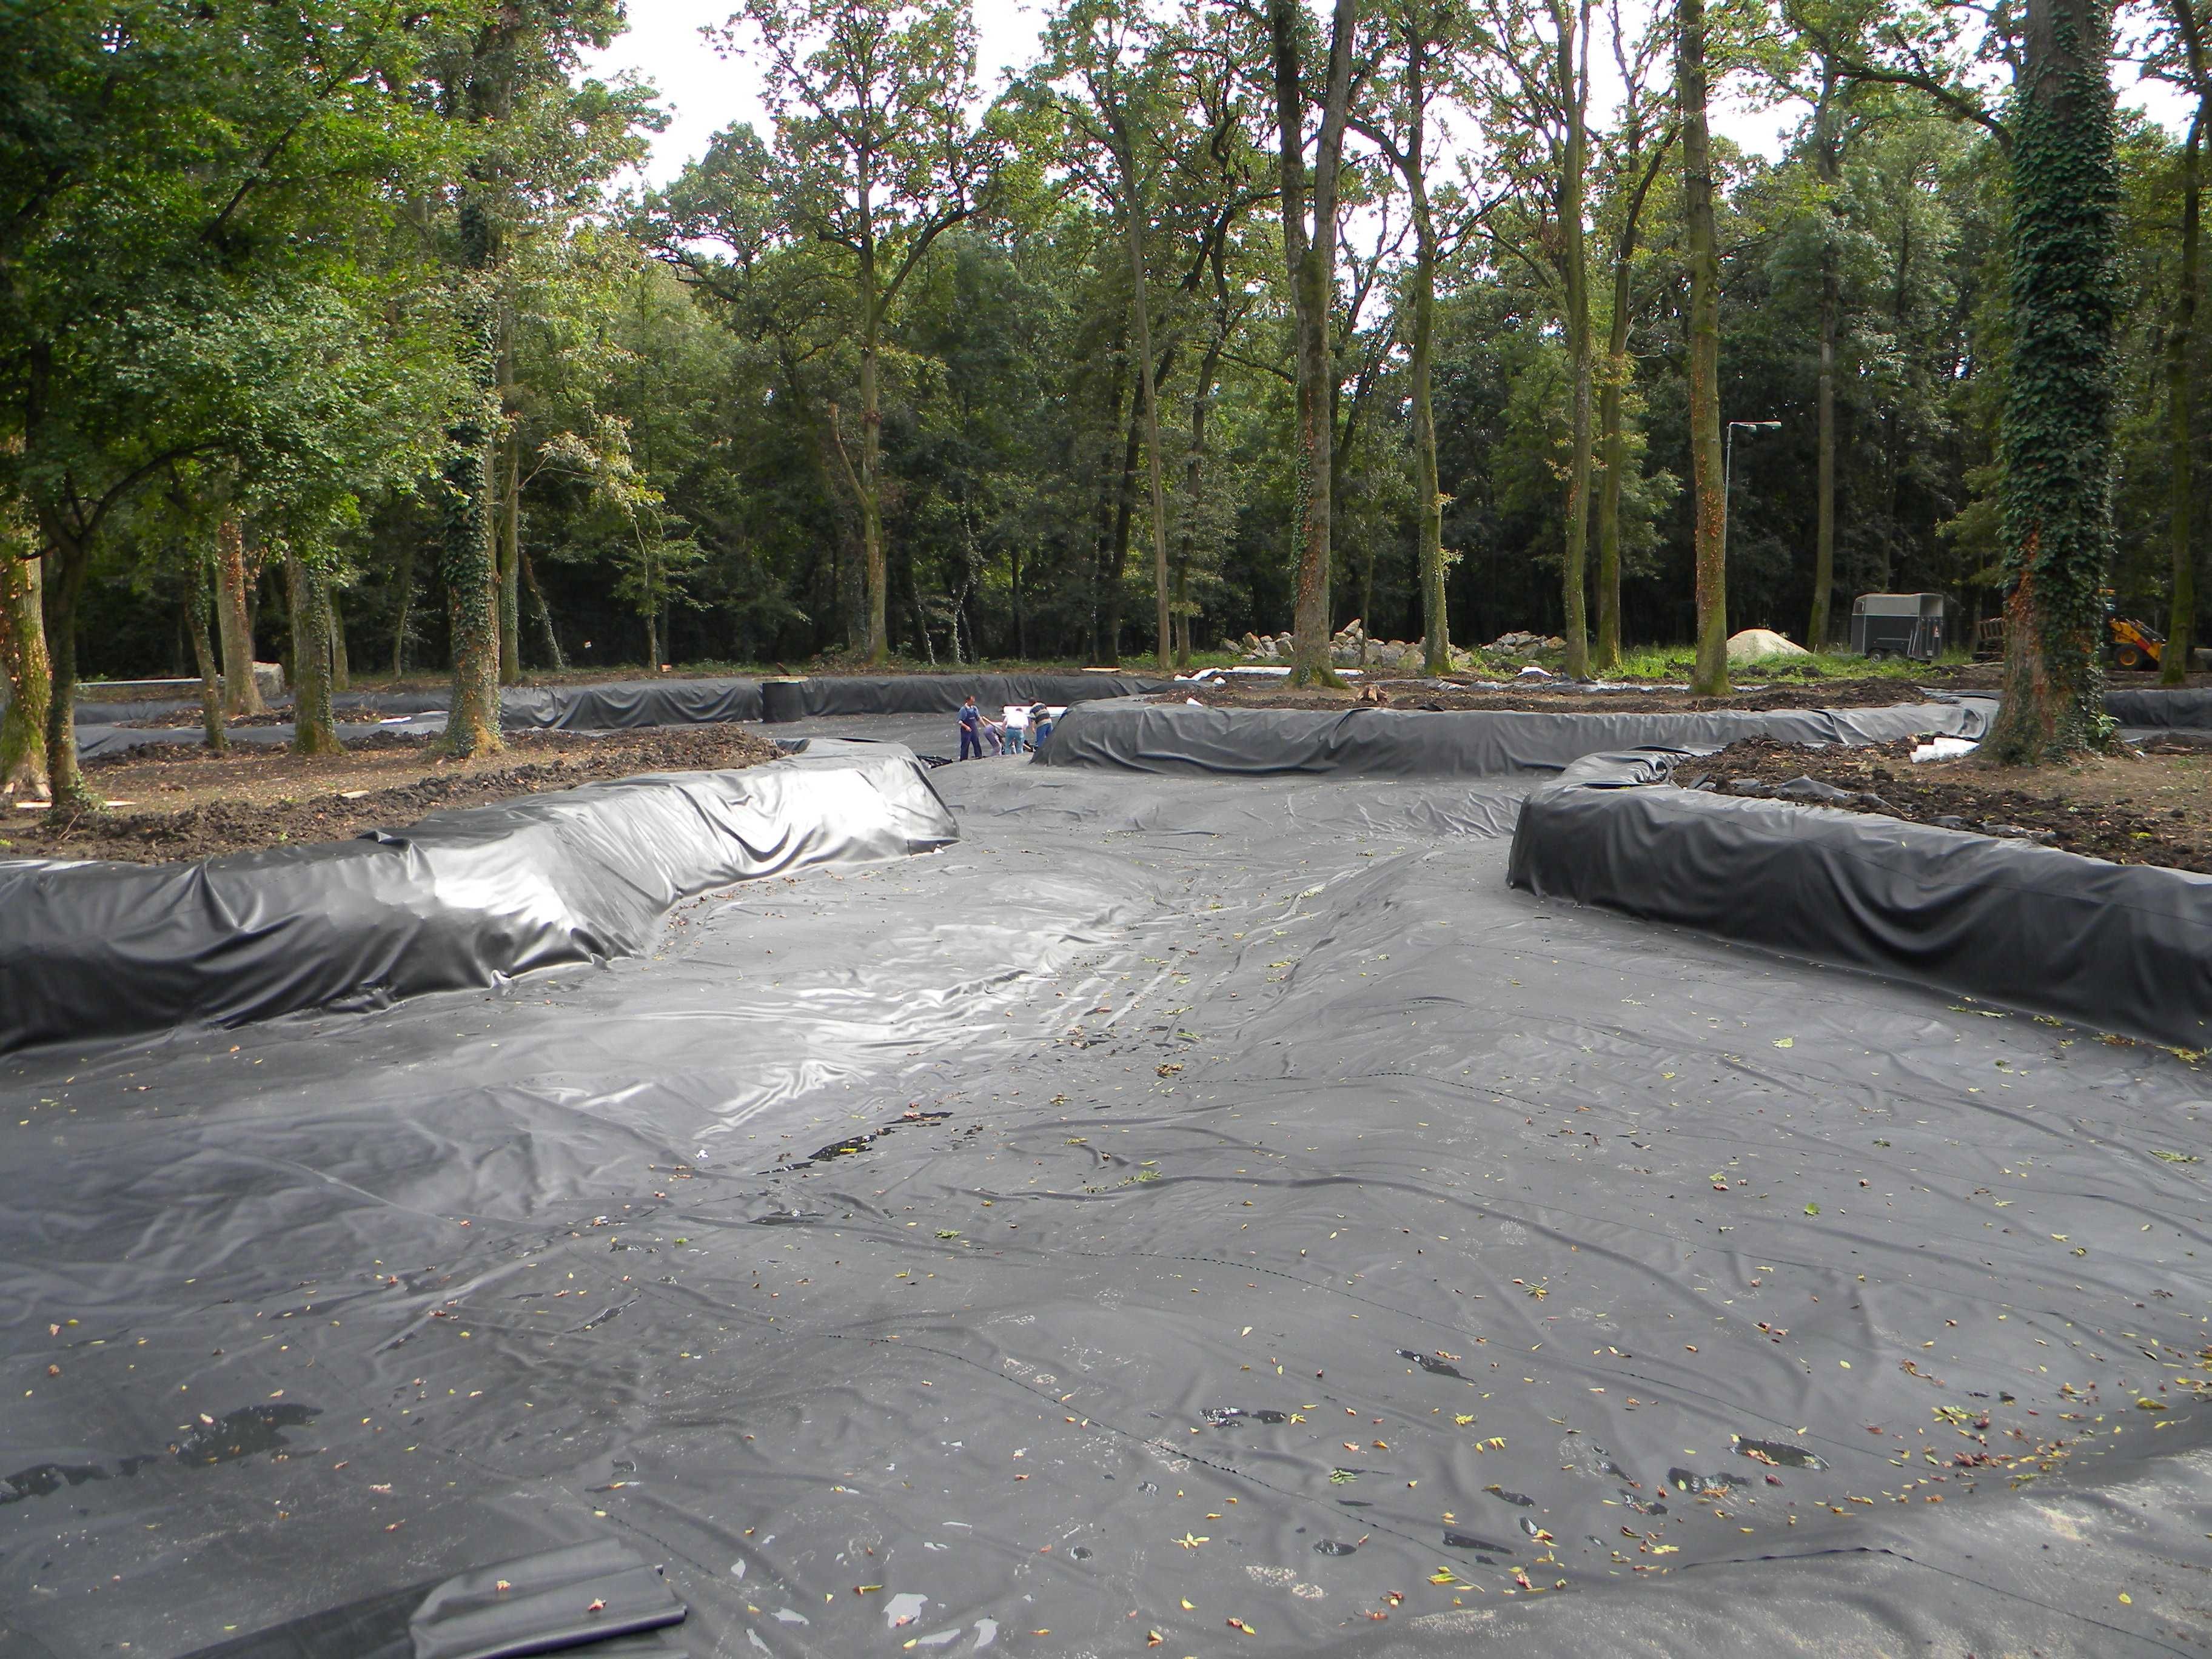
[1184,675,1979,714]
[2,726,782,866]
[1686,736,2212,874]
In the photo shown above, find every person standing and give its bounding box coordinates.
[957,694,983,761]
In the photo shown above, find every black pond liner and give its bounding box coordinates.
[757,671,1171,722]
[1507,748,2212,1051]
[1036,697,1994,777]
[177,1539,685,1659]
[0,741,955,1055]
[2100,685,2212,729]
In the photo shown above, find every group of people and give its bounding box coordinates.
[957,696,1053,761]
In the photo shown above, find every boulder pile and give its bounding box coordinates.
[1238,620,1476,672]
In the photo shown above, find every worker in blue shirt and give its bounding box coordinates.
[957,694,983,760]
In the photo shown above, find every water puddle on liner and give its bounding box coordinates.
[1,1463,107,1504]
[1484,1485,1535,1507]
[751,1211,825,1226]
[1395,1349,1466,1379]
[1620,1489,1667,1516]
[1736,1436,1827,1469]
[1313,1538,1361,1556]
[173,1404,321,1466]
[883,1592,928,1629]
[1667,1467,1750,1496]
[778,1110,955,1172]
[1204,1407,1289,1429]
[1442,1532,1516,1557]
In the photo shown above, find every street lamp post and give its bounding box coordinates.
[1723,419,1781,568]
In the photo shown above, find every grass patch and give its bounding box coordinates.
[1605,646,1972,682]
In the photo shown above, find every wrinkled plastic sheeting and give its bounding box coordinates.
[759,671,1170,722]
[0,745,954,1054]
[177,1539,684,1659]
[4,752,2208,1659]
[1039,697,1994,776]
[1508,748,2212,1049]
[500,679,765,730]
[2100,685,2212,729]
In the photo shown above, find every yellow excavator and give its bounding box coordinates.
[1973,597,2165,671]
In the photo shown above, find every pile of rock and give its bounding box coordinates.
[1485,630,1564,659]
[1237,620,1476,672]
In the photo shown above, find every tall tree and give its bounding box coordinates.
[1269,0,1362,685]
[715,0,1000,663]
[0,498,47,797]
[1680,0,1729,695]
[2156,0,2208,683]
[1981,0,2119,760]
[1592,0,1674,669]
[1353,0,1469,674]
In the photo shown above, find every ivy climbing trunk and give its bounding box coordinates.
[2163,113,2202,685]
[1,547,49,797]
[440,15,515,756]
[442,266,504,754]
[1680,0,1729,698]
[215,514,264,716]
[286,549,340,756]
[1270,0,1358,687]
[498,390,522,685]
[1982,0,2119,763]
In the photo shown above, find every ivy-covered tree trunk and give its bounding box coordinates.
[1982,0,2119,763]
[286,549,340,756]
[442,270,504,753]
[1680,0,1729,698]
[1595,136,1667,674]
[2163,113,2202,685]
[495,345,520,690]
[215,514,265,716]
[184,571,227,754]
[1,545,50,798]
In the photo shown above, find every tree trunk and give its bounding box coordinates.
[286,549,340,756]
[35,535,93,817]
[1680,0,1729,697]
[498,415,522,684]
[520,542,565,671]
[2164,112,2202,685]
[1099,406,1142,666]
[391,540,415,678]
[1270,0,1358,686]
[860,255,890,664]
[1409,187,1450,673]
[1558,0,1595,680]
[441,271,504,756]
[329,588,350,691]
[1596,136,1670,672]
[184,575,227,754]
[1810,58,1843,649]
[1982,0,2119,762]
[1,545,50,797]
[215,514,266,716]
[1125,180,1174,672]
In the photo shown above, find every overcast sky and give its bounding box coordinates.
[581,0,2188,191]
